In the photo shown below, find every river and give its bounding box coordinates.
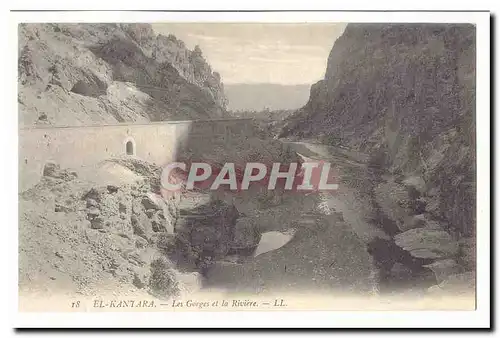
[202,141,387,296]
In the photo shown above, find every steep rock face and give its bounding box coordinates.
[172,194,240,271]
[281,24,476,239]
[18,23,227,126]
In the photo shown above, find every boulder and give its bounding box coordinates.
[137,193,175,234]
[141,193,163,210]
[394,228,459,259]
[86,207,100,218]
[42,162,60,177]
[175,271,203,294]
[54,201,73,213]
[151,211,167,232]
[400,213,446,232]
[402,176,426,194]
[82,187,105,203]
[125,250,147,267]
[424,219,446,231]
[131,213,153,240]
[90,216,104,229]
[118,202,128,214]
[42,162,78,181]
[86,198,98,208]
[107,185,119,193]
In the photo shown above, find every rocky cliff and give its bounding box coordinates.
[280,24,476,289]
[18,23,228,126]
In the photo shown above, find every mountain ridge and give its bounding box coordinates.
[18,23,228,126]
[225,83,311,112]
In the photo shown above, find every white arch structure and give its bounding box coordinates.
[123,136,136,156]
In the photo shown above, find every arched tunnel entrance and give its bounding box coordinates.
[126,141,134,155]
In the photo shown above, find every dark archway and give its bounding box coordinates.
[126,140,134,155]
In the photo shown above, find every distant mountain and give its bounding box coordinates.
[18,23,228,126]
[224,83,311,111]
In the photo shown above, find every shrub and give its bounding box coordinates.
[148,257,179,299]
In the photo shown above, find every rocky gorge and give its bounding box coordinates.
[19,126,301,301]
[18,23,287,301]
[18,22,477,308]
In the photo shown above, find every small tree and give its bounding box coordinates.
[148,257,179,299]
[193,45,203,58]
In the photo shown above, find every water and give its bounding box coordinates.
[253,230,296,257]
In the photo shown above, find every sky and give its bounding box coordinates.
[152,23,346,86]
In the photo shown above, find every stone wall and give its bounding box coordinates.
[19,119,253,191]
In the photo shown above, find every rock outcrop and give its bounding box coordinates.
[394,228,459,260]
[18,23,228,126]
[173,192,240,271]
[19,159,186,298]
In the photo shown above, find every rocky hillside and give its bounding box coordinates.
[18,23,228,126]
[280,24,476,290]
[19,159,195,300]
[18,121,301,304]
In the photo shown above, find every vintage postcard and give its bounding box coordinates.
[12,10,490,328]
